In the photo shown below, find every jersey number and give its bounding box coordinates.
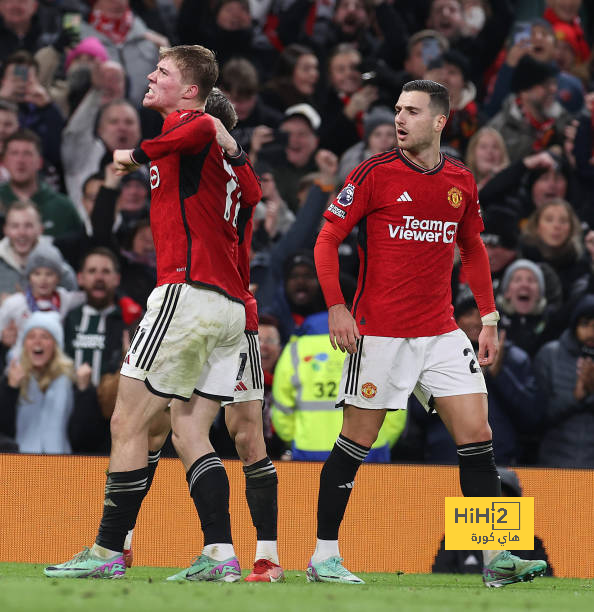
[223,159,242,228]
[463,348,479,373]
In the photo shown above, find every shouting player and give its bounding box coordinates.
[45,46,261,580]
[307,80,547,588]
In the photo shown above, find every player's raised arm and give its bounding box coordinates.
[315,221,360,354]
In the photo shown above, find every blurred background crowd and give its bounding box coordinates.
[0,0,593,470]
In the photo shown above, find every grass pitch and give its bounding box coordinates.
[0,564,591,612]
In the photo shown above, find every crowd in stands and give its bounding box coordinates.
[0,0,593,469]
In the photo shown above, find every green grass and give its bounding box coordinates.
[0,564,592,612]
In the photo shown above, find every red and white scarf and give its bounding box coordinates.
[89,8,133,45]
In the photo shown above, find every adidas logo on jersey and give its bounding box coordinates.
[396,191,413,202]
[234,381,248,392]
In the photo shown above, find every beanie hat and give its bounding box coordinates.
[25,243,64,281]
[22,311,64,350]
[65,37,109,71]
[511,55,558,93]
[363,106,395,143]
[569,294,594,332]
[481,206,520,250]
[500,259,545,296]
[284,104,321,132]
[283,249,315,279]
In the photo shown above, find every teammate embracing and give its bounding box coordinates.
[308,80,547,588]
[45,46,264,581]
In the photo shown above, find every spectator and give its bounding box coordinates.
[272,310,405,462]
[535,294,594,468]
[61,95,141,212]
[426,49,480,158]
[218,58,283,157]
[399,29,449,84]
[0,311,74,454]
[0,242,84,359]
[264,103,323,212]
[497,258,557,357]
[65,247,131,454]
[80,0,162,107]
[485,18,584,117]
[0,98,19,183]
[544,0,590,66]
[489,55,573,164]
[432,468,553,574]
[465,126,510,190]
[0,129,82,239]
[519,198,589,303]
[0,50,67,183]
[0,201,77,298]
[337,105,396,186]
[425,0,514,86]
[318,43,379,158]
[261,44,321,113]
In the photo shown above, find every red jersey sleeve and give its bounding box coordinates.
[132,111,214,163]
[456,181,484,240]
[315,221,351,308]
[458,232,496,317]
[322,166,374,232]
[226,148,262,207]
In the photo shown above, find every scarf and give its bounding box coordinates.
[515,97,556,152]
[89,8,133,45]
[544,7,590,63]
[25,288,61,313]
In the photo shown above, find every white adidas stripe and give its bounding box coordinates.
[396,191,412,202]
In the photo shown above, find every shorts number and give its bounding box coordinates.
[463,348,479,373]
[313,381,337,398]
[236,352,247,381]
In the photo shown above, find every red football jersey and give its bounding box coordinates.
[323,149,484,337]
[132,110,261,303]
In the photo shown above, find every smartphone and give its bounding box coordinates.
[13,64,29,80]
[421,38,441,66]
[511,22,531,45]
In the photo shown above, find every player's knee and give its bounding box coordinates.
[234,426,265,464]
[457,424,493,446]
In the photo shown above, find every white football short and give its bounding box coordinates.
[196,331,264,406]
[121,283,245,400]
[337,328,487,411]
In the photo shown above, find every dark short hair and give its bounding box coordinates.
[402,79,450,118]
[80,247,120,273]
[219,58,259,98]
[205,88,238,131]
[4,129,43,156]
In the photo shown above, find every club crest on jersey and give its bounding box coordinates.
[448,186,463,208]
[361,382,377,399]
[150,165,160,190]
[337,183,355,207]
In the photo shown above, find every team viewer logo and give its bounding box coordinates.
[444,497,534,550]
[361,382,377,398]
[150,165,160,189]
[448,186,463,208]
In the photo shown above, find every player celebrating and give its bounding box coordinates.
[122,89,283,583]
[45,46,261,580]
[307,80,547,588]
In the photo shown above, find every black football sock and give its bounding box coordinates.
[187,453,232,545]
[244,457,278,541]
[128,449,161,531]
[317,435,370,540]
[457,440,501,497]
[96,466,149,552]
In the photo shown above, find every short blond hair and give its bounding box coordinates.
[159,45,219,103]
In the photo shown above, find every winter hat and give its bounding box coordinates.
[363,106,395,143]
[481,206,520,250]
[25,242,64,281]
[283,249,316,279]
[22,311,64,350]
[284,104,321,132]
[65,37,109,71]
[511,55,558,93]
[500,259,545,296]
[569,294,594,332]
